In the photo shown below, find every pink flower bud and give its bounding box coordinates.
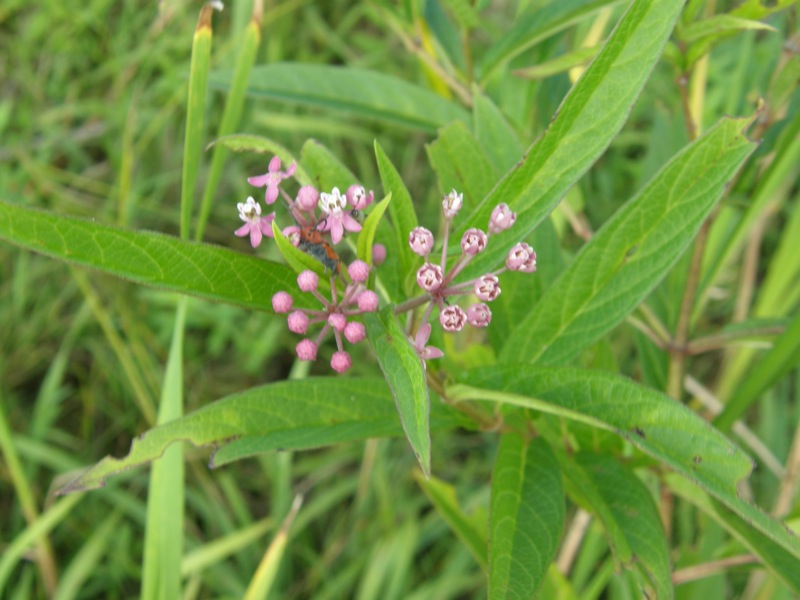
[346,185,373,209]
[506,243,537,272]
[287,310,310,334]
[296,186,320,212]
[328,313,347,332]
[416,263,444,292]
[297,270,319,292]
[357,290,379,312]
[461,228,488,256]
[409,227,435,257]
[467,303,492,327]
[440,305,467,332]
[331,350,352,373]
[344,321,366,344]
[272,291,293,313]
[296,339,318,361]
[474,274,501,301]
[372,243,387,266]
[348,260,370,283]
[442,189,463,220]
[489,203,516,234]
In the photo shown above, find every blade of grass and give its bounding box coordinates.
[195,0,263,241]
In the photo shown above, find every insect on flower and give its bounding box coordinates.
[298,221,341,274]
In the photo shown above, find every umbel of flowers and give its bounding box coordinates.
[235,157,536,373]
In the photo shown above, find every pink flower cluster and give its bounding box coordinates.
[235,156,375,252]
[405,191,536,363]
[272,261,378,373]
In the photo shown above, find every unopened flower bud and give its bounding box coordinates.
[296,339,318,361]
[442,189,463,220]
[287,310,309,334]
[328,313,347,332]
[467,303,492,327]
[296,186,320,212]
[357,290,379,312]
[474,274,501,301]
[440,305,467,332]
[297,270,319,292]
[272,291,293,313]
[344,321,366,344]
[506,243,537,272]
[416,263,444,292]
[461,228,488,255]
[348,260,370,283]
[331,350,352,373]
[372,243,387,266]
[346,185,373,209]
[409,227,435,257]
[489,203,516,234]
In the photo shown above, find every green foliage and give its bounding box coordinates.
[1,0,798,598]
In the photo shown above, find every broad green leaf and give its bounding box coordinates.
[364,308,431,477]
[489,435,564,599]
[211,63,469,132]
[374,141,419,296]
[300,139,359,192]
[415,473,488,570]
[56,377,468,493]
[458,0,686,280]
[427,121,498,208]
[472,91,523,173]
[0,201,310,312]
[206,134,313,186]
[498,116,756,366]
[478,0,624,80]
[715,311,800,430]
[271,220,330,281]
[356,193,391,265]
[666,473,800,593]
[679,14,776,44]
[450,367,800,563]
[513,46,599,80]
[574,453,672,599]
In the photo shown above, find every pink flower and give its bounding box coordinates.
[461,228,488,256]
[272,291,293,313]
[474,274,501,301]
[489,203,516,234]
[319,187,362,243]
[442,189,463,220]
[346,185,374,210]
[439,305,467,332]
[328,313,347,332]
[467,303,492,327]
[409,227,435,257]
[417,263,444,292]
[235,197,275,248]
[296,339,318,361]
[331,351,352,373]
[247,156,297,205]
[506,243,537,272]
[412,323,444,362]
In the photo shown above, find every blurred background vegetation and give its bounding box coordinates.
[1,0,797,598]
